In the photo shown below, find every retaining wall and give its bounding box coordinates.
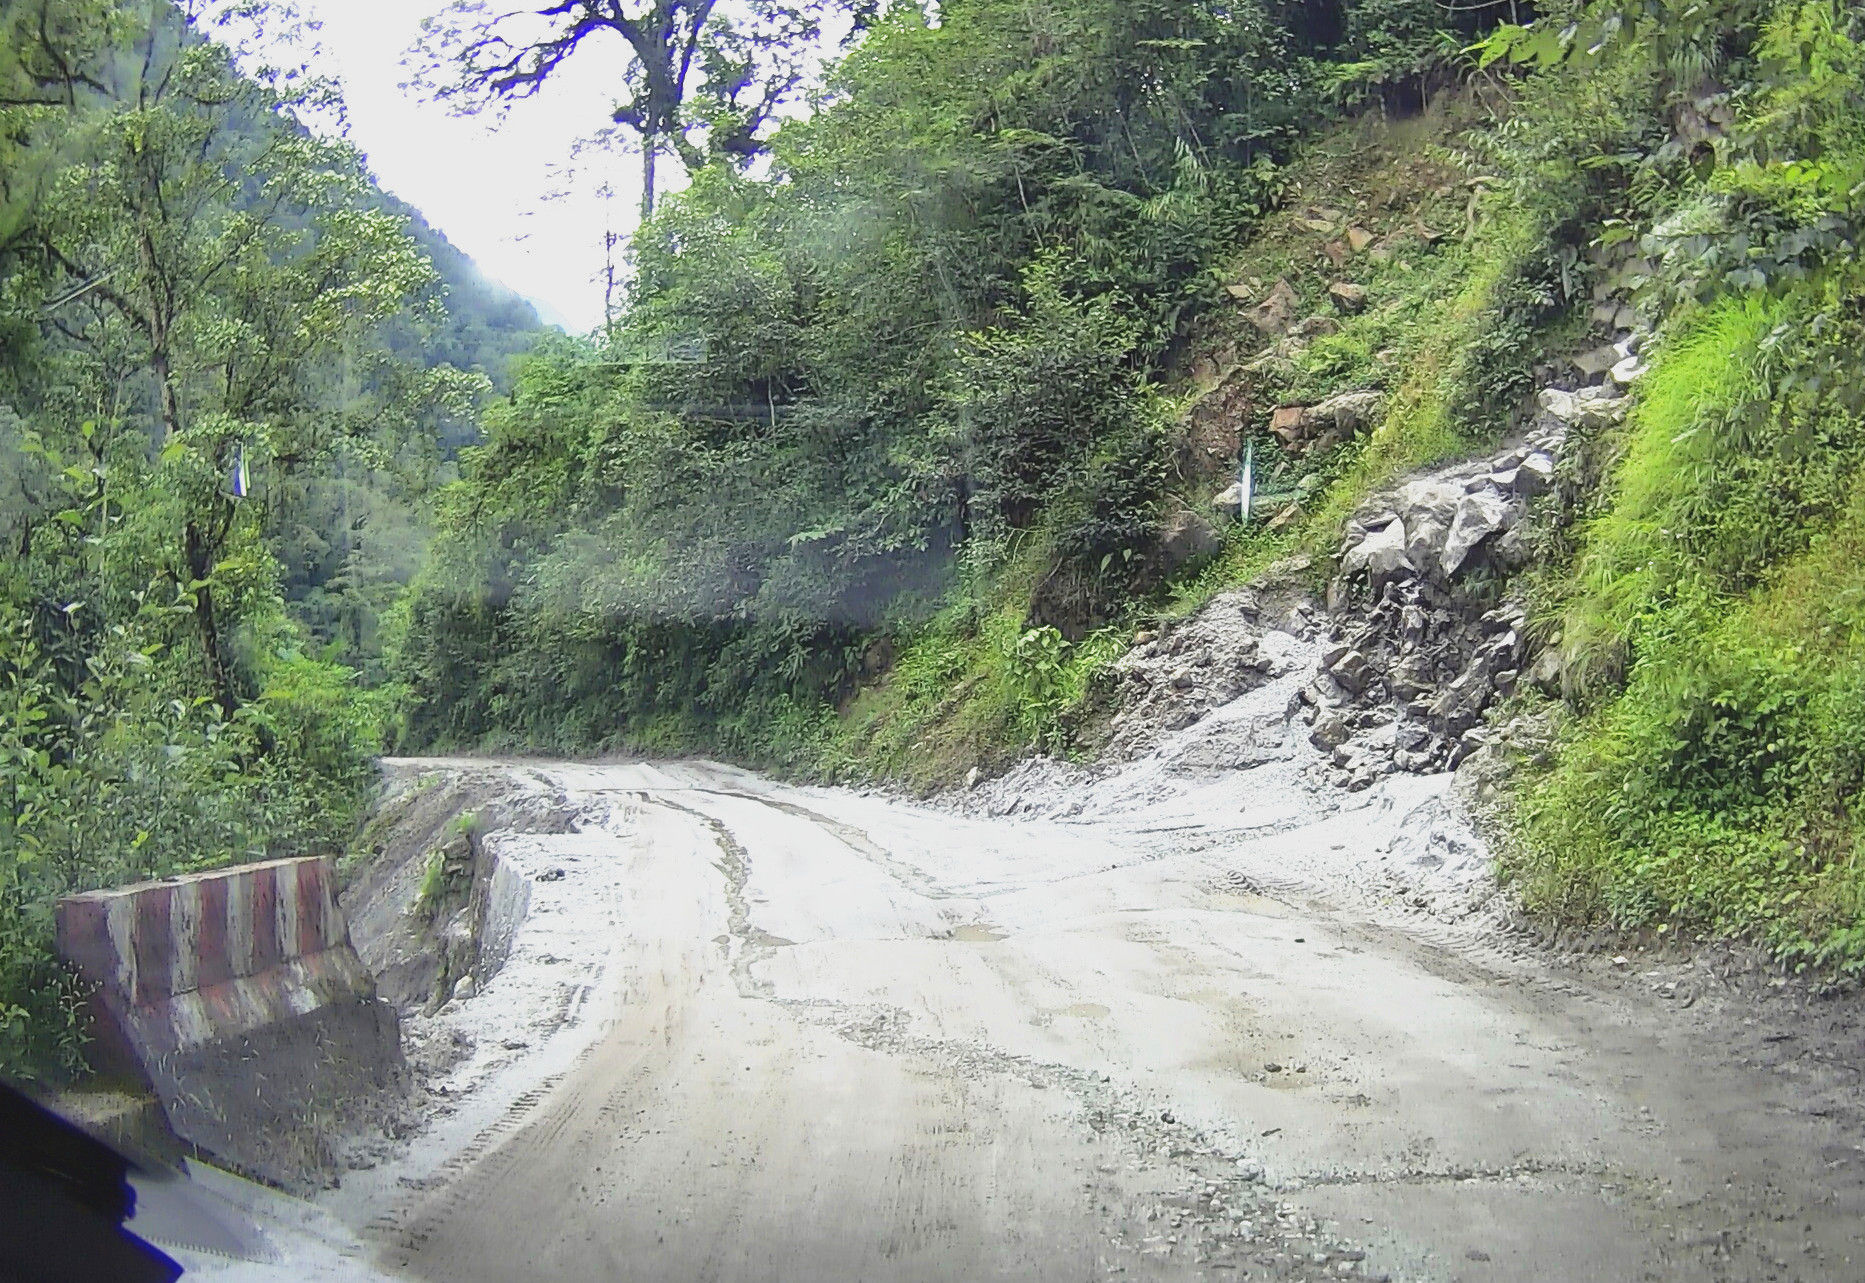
[57,857,403,1187]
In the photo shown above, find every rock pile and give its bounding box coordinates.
[1097,578,1318,761]
[1268,389,1385,456]
[1099,328,1645,791]
[1292,348,1641,789]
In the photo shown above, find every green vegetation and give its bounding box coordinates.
[394,0,1517,778]
[1492,1,1865,971]
[414,810,479,922]
[9,0,1865,1074]
[0,0,540,1076]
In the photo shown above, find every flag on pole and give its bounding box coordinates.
[228,444,249,499]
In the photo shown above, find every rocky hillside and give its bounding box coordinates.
[1003,15,1865,976]
[386,3,1865,976]
[1297,360,1633,789]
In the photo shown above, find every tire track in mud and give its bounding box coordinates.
[369,1068,568,1257]
[626,787,1383,1280]
[372,968,687,1269]
[1167,854,1816,1283]
[618,789,774,999]
[379,782,1364,1279]
[559,777,953,902]
[363,761,1865,1282]
[372,786,775,1278]
[678,794,1683,1278]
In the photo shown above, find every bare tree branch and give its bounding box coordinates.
[414,0,833,220]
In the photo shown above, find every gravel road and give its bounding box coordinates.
[298,748,1865,1283]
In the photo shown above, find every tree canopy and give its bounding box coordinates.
[416,0,838,217]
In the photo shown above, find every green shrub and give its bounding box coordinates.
[1511,498,1865,969]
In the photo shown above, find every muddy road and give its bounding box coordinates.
[304,750,1865,1283]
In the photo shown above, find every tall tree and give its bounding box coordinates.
[416,0,833,220]
[27,0,436,711]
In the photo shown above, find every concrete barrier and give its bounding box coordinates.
[57,857,403,1188]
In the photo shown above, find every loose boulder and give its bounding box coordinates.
[1440,490,1517,578]
[1514,452,1556,497]
[1329,281,1368,312]
[1159,509,1224,570]
[1270,390,1385,454]
[1246,278,1300,335]
[1572,344,1620,377]
[1269,405,1307,445]
[1538,386,1627,429]
[1341,516,1412,586]
[1310,388,1384,435]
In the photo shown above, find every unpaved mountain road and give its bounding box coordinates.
[335,754,1865,1283]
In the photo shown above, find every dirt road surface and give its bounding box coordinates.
[312,751,1865,1283]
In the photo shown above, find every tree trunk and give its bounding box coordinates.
[641,134,658,222]
[184,515,238,720]
[151,347,182,445]
[150,317,237,719]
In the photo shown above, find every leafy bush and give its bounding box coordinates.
[1497,2,1865,967]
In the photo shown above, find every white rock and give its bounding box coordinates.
[1397,477,1466,521]
[1538,386,1627,427]
[1341,516,1412,583]
[1440,490,1517,578]
[1538,387,1582,420]
[1307,388,1385,434]
[1515,452,1556,497]
[1573,345,1620,376]
[1610,354,1648,386]
[1404,512,1449,571]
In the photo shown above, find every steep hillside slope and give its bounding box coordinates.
[853,3,1865,973]
[395,2,1865,973]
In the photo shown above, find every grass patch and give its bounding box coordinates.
[413,810,480,922]
[1299,205,1549,562]
[1509,496,1865,971]
[1157,523,1304,620]
[1555,293,1799,699]
[1507,288,1865,973]
[826,588,1128,790]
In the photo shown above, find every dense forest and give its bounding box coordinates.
[0,0,540,1072]
[6,0,1865,1076]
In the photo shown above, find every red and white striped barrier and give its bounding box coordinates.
[57,858,402,1186]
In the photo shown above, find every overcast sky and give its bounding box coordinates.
[294,0,642,331]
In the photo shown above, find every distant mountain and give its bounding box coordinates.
[378,194,548,394]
